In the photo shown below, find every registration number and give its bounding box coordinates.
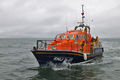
[53,57,73,62]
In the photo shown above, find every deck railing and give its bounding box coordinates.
[36,40,53,50]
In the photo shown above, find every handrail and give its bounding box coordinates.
[36,40,53,50]
[35,40,102,53]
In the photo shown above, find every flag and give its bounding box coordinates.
[81,13,84,15]
[82,16,85,18]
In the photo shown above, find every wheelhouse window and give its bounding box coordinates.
[55,34,59,39]
[59,34,66,39]
[74,34,78,41]
[81,35,83,39]
[67,34,74,39]
[79,35,81,39]
[83,35,85,39]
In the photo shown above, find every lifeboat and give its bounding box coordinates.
[31,5,104,67]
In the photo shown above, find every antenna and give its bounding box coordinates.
[76,12,77,26]
[66,12,68,32]
[66,27,68,32]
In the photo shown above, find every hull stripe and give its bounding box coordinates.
[33,52,103,57]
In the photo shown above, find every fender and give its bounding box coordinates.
[84,53,87,60]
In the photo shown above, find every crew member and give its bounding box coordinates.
[90,37,94,53]
[80,41,85,52]
[95,36,99,47]
[84,27,88,32]
[91,37,94,50]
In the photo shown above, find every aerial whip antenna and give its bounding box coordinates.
[66,12,68,32]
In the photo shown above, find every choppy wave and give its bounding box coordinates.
[1,38,120,80]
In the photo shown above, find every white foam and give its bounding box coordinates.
[52,59,97,70]
[52,64,70,71]
[52,60,72,71]
[51,56,120,70]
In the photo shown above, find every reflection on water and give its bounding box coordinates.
[27,66,104,80]
[75,67,104,80]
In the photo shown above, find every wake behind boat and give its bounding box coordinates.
[31,5,104,67]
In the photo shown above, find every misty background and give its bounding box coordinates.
[0,0,120,38]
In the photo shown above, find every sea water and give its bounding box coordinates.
[0,38,120,80]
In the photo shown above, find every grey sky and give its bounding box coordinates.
[0,0,120,38]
